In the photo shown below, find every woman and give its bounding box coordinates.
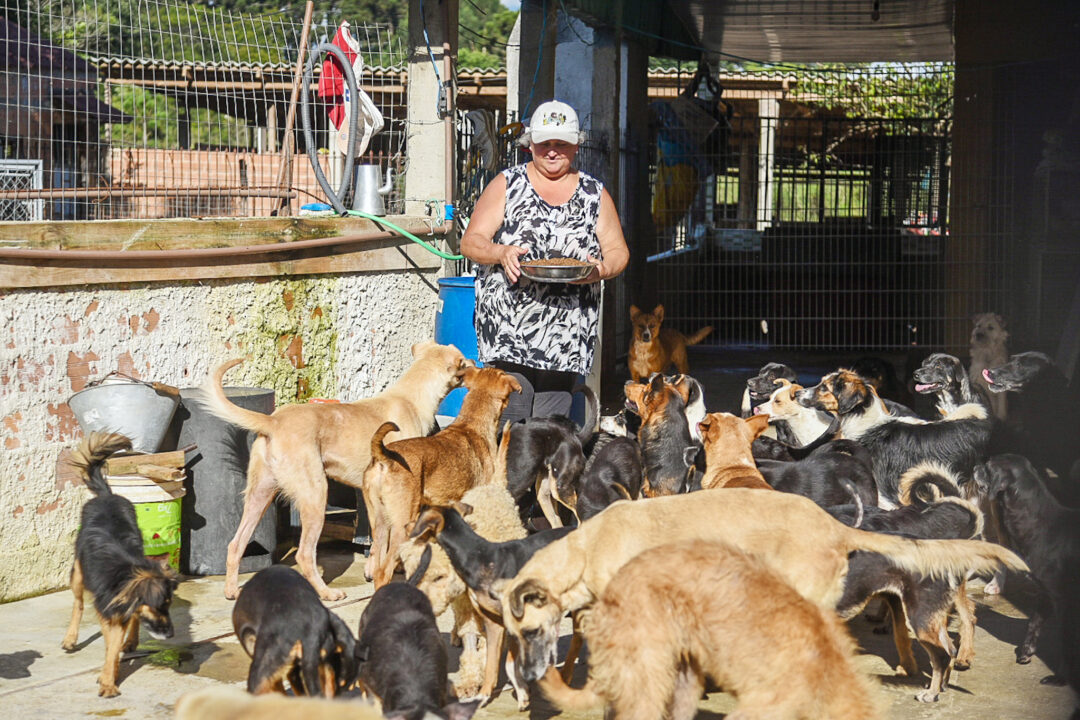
[461,100,629,423]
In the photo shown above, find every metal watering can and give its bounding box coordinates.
[352,165,393,216]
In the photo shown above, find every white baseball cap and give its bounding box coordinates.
[520,100,586,146]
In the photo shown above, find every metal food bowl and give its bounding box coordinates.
[520,261,596,283]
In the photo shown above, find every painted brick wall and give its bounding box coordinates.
[0,269,439,602]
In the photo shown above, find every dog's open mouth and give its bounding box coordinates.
[914,382,942,393]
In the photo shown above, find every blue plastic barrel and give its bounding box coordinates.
[434,276,482,416]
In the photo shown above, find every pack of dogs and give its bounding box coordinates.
[61,310,1080,718]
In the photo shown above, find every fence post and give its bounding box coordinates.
[273,0,315,217]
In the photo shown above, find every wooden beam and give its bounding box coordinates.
[0,236,441,288]
[0,215,448,252]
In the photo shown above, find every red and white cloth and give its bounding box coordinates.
[317,22,384,156]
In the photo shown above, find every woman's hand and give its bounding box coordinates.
[498,244,530,284]
[572,254,606,284]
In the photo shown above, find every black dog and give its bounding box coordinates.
[978,454,1080,698]
[409,505,574,616]
[573,434,644,521]
[913,352,989,417]
[232,565,356,696]
[505,385,598,524]
[356,565,478,720]
[757,439,878,509]
[852,355,917,415]
[984,352,1080,487]
[740,362,797,417]
[61,432,178,698]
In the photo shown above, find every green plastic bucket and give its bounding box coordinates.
[133,497,183,571]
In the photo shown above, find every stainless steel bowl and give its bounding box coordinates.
[519,262,595,283]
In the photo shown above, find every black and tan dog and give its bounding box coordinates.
[232,565,356,696]
[798,369,991,507]
[356,564,479,720]
[623,375,699,496]
[61,432,179,698]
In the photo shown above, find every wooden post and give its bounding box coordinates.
[272,0,315,216]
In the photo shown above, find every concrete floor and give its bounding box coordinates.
[0,545,1075,719]
[2,346,1075,718]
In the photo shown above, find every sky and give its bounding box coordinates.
[500,0,521,9]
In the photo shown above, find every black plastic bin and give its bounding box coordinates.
[173,387,278,575]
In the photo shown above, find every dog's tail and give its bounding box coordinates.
[198,358,276,436]
[685,326,713,346]
[572,384,599,446]
[898,461,960,507]
[69,432,132,496]
[369,421,410,471]
[845,527,1028,580]
[536,665,603,712]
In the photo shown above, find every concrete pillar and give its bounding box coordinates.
[756,98,778,231]
[517,0,556,122]
[405,0,457,218]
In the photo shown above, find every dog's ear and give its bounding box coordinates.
[452,501,474,517]
[412,339,436,357]
[509,579,549,620]
[773,377,791,388]
[629,304,641,320]
[409,507,446,541]
[653,304,664,323]
[505,375,523,395]
[743,413,772,439]
[682,445,700,468]
[648,373,665,394]
[697,413,714,437]
[835,375,867,415]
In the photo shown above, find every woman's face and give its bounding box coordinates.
[530,140,579,178]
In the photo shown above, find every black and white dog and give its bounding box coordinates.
[913,352,990,418]
[798,369,991,508]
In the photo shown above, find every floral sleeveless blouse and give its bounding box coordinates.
[475,163,603,375]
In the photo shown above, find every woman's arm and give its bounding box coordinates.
[460,174,529,283]
[577,188,629,284]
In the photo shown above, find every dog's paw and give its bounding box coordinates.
[98,682,120,698]
[1040,674,1067,686]
[60,637,77,652]
[320,587,347,602]
[1016,650,1033,665]
[954,658,972,672]
[224,584,240,600]
[915,689,940,703]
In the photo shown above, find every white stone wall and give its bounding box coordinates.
[0,269,439,602]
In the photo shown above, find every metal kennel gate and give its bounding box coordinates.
[645,62,1012,354]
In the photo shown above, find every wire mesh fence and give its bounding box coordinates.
[0,0,406,221]
[644,61,1008,352]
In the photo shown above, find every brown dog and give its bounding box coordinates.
[969,312,1009,421]
[201,340,471,601]
[362,366,522,588]
[538,540,882,720]
[698,412,773,490]
[496,488,1028,690]
[628,304,712,382]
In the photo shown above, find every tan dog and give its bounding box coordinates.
[628,304,712,382]
[201,340,471,601]
[697,412,773,490]
[497,488,1028,687]
[362,366,521,588]
[538,540,882,720]
[969,312,1009,421]
[175,685,384,720]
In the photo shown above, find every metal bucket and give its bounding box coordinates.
[68,377,180,453]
